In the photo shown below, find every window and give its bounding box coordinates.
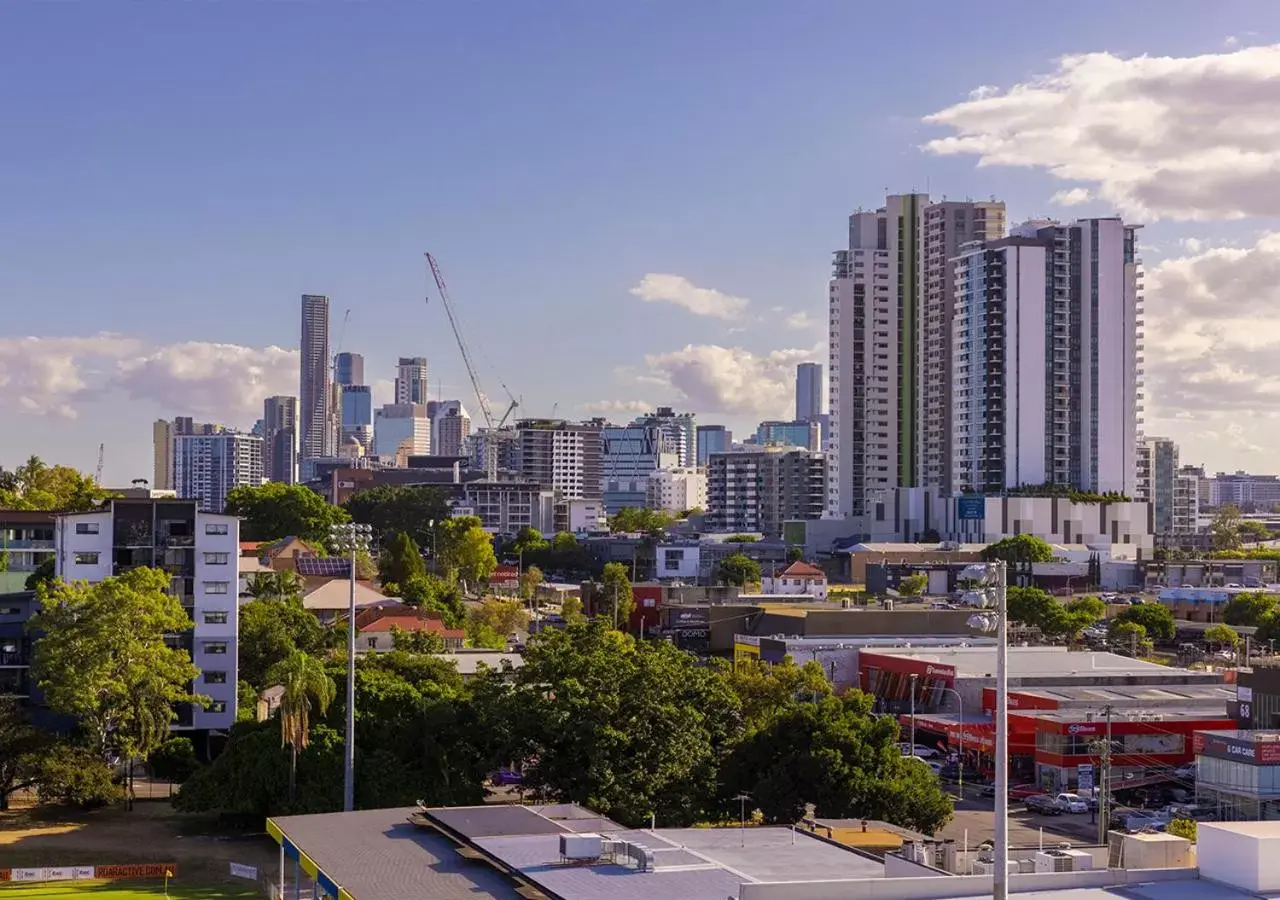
[203,552,230,565]
[74,552,100,565]
[0,607,20,616]
[204,671,228,684]
[203,581,230,595]
[367,637,379,650]
[208,701,227,714]
[205,523,229,536]
[203,611,229,625]
[75,522,100,535]
[203,641,228,655]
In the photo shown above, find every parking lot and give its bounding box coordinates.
[937,787,1105,848]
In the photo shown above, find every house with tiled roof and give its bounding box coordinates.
[761,560,829,600]
[357,613,465,652]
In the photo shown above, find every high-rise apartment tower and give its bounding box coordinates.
[299,295,333,460]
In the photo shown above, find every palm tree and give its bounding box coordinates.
[264,650,335,804]
[247,570,305,602]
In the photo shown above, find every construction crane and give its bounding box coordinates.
[425,253,519,478]
[96,443,104,484]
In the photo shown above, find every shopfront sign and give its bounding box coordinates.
[957,496,984,520]
[1077,763,1094,792]
[1066,723,1100,736]
[1197,732,1280,764]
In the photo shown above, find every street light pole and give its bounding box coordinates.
[909,673,918,752]
[994,559,1008,900]
[330,522,372,813]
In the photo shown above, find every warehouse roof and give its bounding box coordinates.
[865,645,1190,678]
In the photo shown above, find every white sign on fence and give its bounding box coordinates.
[230,863,259,881]
[11,869,42,882]
[73,867,96,880]
[41,868,74,882]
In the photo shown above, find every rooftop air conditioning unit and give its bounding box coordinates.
[560,833,603,861]
[1035,850,1075,873]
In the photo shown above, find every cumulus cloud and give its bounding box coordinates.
[1051,187,1092,206]
[784,311,815,330]
[923,45,1280,220]
[1142,233,1280,435]
[580,399,653,414]
[629,274,751,319]
[0,333,297,423]
[642,343,820,417]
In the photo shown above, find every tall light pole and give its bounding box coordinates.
[330,522,372,812]
[963,561,1008,900]
[908,672,918,752]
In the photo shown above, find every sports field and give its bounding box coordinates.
[0,883,258,900]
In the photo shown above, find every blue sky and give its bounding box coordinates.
[2,2,1277,483]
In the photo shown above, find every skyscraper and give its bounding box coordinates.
[695,425,732,466]
[262,395,299,484]
[395,357,429,405]
[334,352,364,387]
[827,193,1005,518]
[340,385,373,450]
[795,363,823,423]
[373,403,431,460]
[299,295,332,460]
[430,401,471,457]
[949,218,1142,497]
[154,417,220,490]
[631,407,695,468]
[173,431,264,513]
[516,419,604,501]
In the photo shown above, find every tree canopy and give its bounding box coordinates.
[1211,505,1244,552]
[224,482,350,543]
[1223,592,1277,628]
[438,516,498,590]
[980,534,1055,564]
[342,485,452,550]
[239,592,335,690]
[608,507,673,536]
[898,573,928,597]
[0,455,110,511]
[30,567,204,760]
[1111,602,1175,642]
[1204,624,1240,649]
[717,553,761,587]
[379,532,427,587]
[598,562,635,628]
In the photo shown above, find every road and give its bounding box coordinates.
[937,787,1103,849]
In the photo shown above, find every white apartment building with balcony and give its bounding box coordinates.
[54,497,240,737]
[646,467,707,514]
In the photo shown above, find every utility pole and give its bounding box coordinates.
[1097,704,1114,846]
[909,673,918,750]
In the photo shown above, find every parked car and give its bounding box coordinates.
[1009,783,1042,800]
[490,768,524,786]
[1054,793,1090,814]
[1025,794,1064,816]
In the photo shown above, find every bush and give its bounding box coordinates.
[37,745,124,809]
[150,736,200,784]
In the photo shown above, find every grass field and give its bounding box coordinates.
[0,882,258,900]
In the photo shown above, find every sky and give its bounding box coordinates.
[2,1,1279,485]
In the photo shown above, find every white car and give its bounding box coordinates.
[1054,793,1090,814]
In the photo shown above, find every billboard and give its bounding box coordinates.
[1196,731,1280,764]
[957,496,985,520]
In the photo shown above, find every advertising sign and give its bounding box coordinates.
[1077,763,1094,792]
[1196,732,1280,764]
[11,870,42,883]
[957,496,985,520]
[40,869,74,882]
[230,863,258,881]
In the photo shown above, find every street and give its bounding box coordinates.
[937,787,1103,849]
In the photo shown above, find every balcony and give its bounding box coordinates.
[0,650,28,667]
[0,539,55,550]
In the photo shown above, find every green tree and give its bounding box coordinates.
[1110,620,1151,656]
[391,626,447,654]
[1240,520,1273,543]
[725,658,832,729]
[266,650,336,804]
[600,562,635,628]
[608,507,674,536]
[1224,592,1278,627]
[30,567,204,761]
[724,534,760,544]
[466,618,508,650]
[1005,586,1058,627]
[0,699,50,810]
[719,692,953,833]
[438,516,498,591]
[24,556,55,592]
[36,744,124,809]
[561,594,586,625]
[478,620,740,826]
[510,526,549,556]
[472,598,529,639]
[342,485,452,550]
[1111,603,1176,642]
[0,455,110,511]
[379,531,426,587]
[1211,505,1244,552]
[398,573,466,628]
[246,570,306,602]
[898,573,928,597]
[1204,624,1240,650]
[519,565,545,602]
[1066,595,1106,621]
[717,553,761,587]
[148,736,199,784]
[238,593,334,690]
[786,547,804,563]
[1167,817,1197,841]
[980,534,1055,563]
[225,482,350,543]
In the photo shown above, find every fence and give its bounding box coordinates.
[0,864,178,884]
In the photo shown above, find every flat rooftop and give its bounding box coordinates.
[935,881,1242,900]
[867,646,1193,678]
[423,804,883,899]
[1011,684,1233,705]
[1027,706,1233,725]
[268,807,521,900]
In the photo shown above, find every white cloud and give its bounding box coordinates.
[784,311,815,330]
[629,273,751,319]
[923,45,1280,220]
[0,333,297,424]
[1050,187,1092,206]
[580,399,653,414]
[642,343,820,417]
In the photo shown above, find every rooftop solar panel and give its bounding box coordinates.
[296,557,353,577]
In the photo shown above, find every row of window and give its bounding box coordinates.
[72,522,231,536]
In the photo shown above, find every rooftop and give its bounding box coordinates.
[430,651,524,676]
[778,561,826,578]
[866,646,1194,679]
[268,807,520,900]
[422,803,883,899]
[1009,684,1234,705]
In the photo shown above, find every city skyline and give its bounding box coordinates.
[3,5,1278,482]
